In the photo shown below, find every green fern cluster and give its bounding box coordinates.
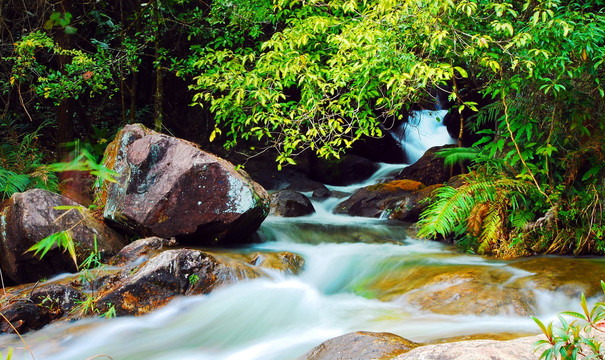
[0,119,58,199]
[417,171,533,257]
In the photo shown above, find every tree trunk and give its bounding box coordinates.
[153,0,163,132]
[56,0,75,158]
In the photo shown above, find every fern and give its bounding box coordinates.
[0,167,31,199]
[478,205,502,254]
[417,172,531,255]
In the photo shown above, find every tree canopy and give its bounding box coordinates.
[1,0,603,256]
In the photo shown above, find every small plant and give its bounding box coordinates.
[533,281,605,359]
[101,303,117,319]
[188,274,200,285]
[72,294,99,316]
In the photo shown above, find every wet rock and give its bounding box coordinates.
[334,180,425,219]
[109,236,177,267]
[0,302,51,334]
[311,154,379,186]
[311,186,331,200]
[99,124,270,245]
[392,335,542,360]
[362,264,535,316]
[96,248,291,316]
[0,189,127,284]
[96,249,218,316]
[396,145,460,185]
[270,190,315,217]
[299,331,417,360]
[387,184,442,221]
[225,251,305,275]
[30,284,85,319]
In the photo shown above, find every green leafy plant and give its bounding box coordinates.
[101,303,117,319]
[188,274,200,285]
[533,281,605,360]
[28,229,77,269]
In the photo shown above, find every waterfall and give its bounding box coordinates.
[391,109,456,164]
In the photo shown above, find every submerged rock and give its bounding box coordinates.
[99,124,270,245]
[270,190,315,217]
[0,189,126,284]
[299,331,418,360]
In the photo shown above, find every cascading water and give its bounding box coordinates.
[391,109,456,164]
[2,112,604,360]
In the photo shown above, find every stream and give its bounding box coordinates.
[2,111,605,359]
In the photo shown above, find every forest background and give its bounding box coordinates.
[0,0,603,258]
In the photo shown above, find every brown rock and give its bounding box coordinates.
[0,302,51,334]
[387,184,442,221]
[270,190,315,217]
[95,248,273,316]
[0,189,127,284]
[396,145,460,185]
[392,335,543,360]
[299,331,417,360]
[30,284,85,320]
[109,236,177,267]
[334,180,425,219]
[99,124,270,245]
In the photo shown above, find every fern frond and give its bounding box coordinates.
[437,147,480,167]
[0,167,31,199]
[417,185,476,238]
[478,204,502,254]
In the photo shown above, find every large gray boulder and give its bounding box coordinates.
[0,189,127,284]
[99,124,270,245]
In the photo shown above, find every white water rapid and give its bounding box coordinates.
[1,111,602,360]
[392,109,456,164]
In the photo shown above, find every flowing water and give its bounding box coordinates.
[2,112,604,359]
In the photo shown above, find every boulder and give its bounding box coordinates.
[0,189,127,284]
[108,236,177,267]
[99,124,270,245]
[310,154,379,186]
[95,247,304,316]
[334,180,425,219]
[392,335,544,360]
[30,284,85,320]
[387,184,442,221]
[396,145,460,185]
[270,190,315,217]
[299,331,417,360]
[0,302,51,334]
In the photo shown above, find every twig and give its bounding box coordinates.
[0,311,36,360]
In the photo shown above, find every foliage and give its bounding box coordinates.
[189,0,479,167]
[533,281,605,360]
[417,171,533,256]
[8,30,115,106]
[0,119,58,199]
[28,229,77,269]
[410,0,605,256]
